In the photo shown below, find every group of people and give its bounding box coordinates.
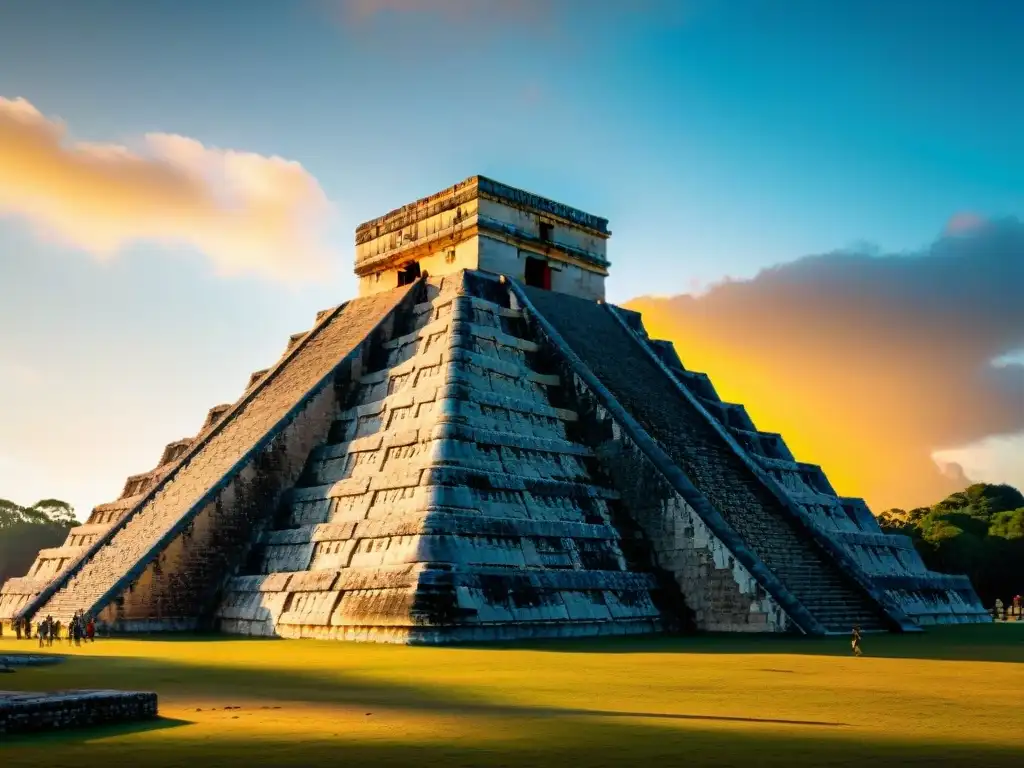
[4,612,96,646]
[993,595,1023,620]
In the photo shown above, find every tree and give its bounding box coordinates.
[0,497,77,586]
[30,498,76,526]
[879,483,1024,606]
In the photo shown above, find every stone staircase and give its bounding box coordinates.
[635,329,989,626]
[21,285,415,626]
[214,272,664,643]
[519,285,891,634]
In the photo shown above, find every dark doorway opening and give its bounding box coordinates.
[539,221,554,243]
[398,261,421,286]
[524,256,552,290]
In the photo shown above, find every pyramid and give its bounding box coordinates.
[1,175,989,641]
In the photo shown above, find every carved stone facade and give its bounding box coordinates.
[355,176,609,302]
[216,272,662,642]
[1,177,988,639]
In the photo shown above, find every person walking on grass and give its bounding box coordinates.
[851,625,864,657]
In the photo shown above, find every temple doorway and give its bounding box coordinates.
[398,261,421,286]
[524,256,552,290]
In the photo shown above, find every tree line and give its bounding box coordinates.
[0,498,76,585]
[878,483,1024,607]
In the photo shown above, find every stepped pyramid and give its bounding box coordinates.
[1,175,989,641]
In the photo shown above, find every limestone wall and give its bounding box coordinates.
[360,235,481,297]
[356,197,480,265]
[475,236,606,302]
[20,285,415,626]
[356,204,482,297]
[354,177,610,300]
[509,286,791,633]
[548,261,606,301]
[98,384,339,631]
[0,691,158,736]
[477,198,607,263]
[217,272,663,643]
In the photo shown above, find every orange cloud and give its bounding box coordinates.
[626,220,1024,511]
[0,97,336,283]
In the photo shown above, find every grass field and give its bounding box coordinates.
[2,625,1022,767]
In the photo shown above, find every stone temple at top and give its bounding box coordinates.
[0,176,988,642]
[354,175,611,300]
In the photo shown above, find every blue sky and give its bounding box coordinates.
[0,0,1021,516]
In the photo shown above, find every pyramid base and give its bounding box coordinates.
[217,617,663,644]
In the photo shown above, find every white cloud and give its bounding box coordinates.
[933,433,1024,494]
[0,96,338,283]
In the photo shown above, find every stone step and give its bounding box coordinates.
[22,286,416,625]
[521,286,891,635]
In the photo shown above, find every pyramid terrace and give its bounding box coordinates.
[0,177,989,642]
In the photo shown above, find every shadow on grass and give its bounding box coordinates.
[0,652,848,727]
[0,716,191,746]
[0,707,1021,768]
[0,644,1021,767]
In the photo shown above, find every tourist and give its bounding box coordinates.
[37,619,46,648]
[851,625,863,657]
[70,612,82,647]
[53,619,62,644]
[86,616,96,642]
[46,616,55,647]
[14,617,21,640]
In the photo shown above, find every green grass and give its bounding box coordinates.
[2,625,1022,767]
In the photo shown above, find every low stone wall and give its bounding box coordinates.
[0,654,64,669]
[0,690,157,736]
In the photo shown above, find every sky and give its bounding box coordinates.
[0,0,1021,519]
